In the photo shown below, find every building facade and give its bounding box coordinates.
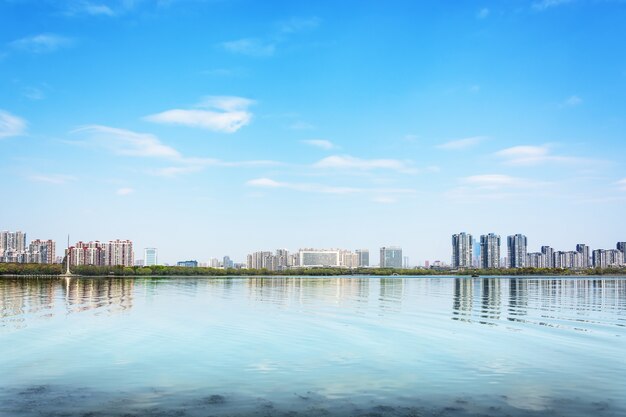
[144,248,158,266]
[479,233,500,269]
[451,233,473,269]
[507,234,527,268]
[356,249,370,267]
[380,246,403,268]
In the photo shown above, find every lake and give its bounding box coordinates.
[1,276,625,417]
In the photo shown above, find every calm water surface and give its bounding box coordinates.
[1,276,625,417]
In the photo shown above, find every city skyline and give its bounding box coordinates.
[1,1,625,263]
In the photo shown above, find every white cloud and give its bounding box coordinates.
[562,95,583,107]
[0,110,27,139]
[23,87,45,101]
[73,125,280,177]
[247,177,415,196]
[372,196,397,204]
[494,144,597,166]
[617,178,626,191]
[437,136,486,150]
[462,174,540,188]
[289,121,315,130]
[221,38,276,57]
[144,96,254,133]
[10,34,73,53]
[477,8,490,19]
[314,155,414,173]
[246,177,359,194]
[116,187,134,196]
[532,0,573,11]
[277,17,321,34]
[73,125,182,159]
[28,174,77,185]
[302,139,335,150]
[447,174,548,200]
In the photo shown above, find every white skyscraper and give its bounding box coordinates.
[144,248,158,266]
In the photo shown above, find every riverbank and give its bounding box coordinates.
[1,263,625,277]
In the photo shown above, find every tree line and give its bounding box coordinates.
[1,263,625,277]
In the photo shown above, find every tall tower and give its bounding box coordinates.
[451,233,473,269]
[507,234,528,268]
[480,233,501,269]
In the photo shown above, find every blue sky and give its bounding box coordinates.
[1,0,625,265]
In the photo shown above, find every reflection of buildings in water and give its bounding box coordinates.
[452,278,473,322]
[0,278,56,319]
[480,278,501,322]
[64,278,134,314]
[245,277,371,305]
[508,279,529,320]
[379,278,404,308]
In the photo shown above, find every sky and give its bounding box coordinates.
[1,0,625,265]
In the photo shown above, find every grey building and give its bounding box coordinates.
[356,249,370,267]
[575,244,590,268]
[507,234,527,268]
[541,246,554,268]
[451,233,473,269]
[479,233,500,269]
[380,246,402,268]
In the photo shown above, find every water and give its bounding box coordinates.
[1,276,625,417]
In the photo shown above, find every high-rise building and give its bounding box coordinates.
[380,246,402,268]
[105,240,134,267]
[28,239,56,264]
[339,250,359,268]
[527,252,547,268]
[356,249,370,267]
[507,234,527,268]
[299,249,341,267]
[0,230,27,262]
[541,246,554,268]
[576,244,590,268]
[223,256,234,269]
[144,248,158,266]
[617,242,626,257]
[479,233,500,269]
[177,260,198,268]
[592,249,624,269]
[451,233,472,269]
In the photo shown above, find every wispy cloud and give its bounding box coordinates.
[532,0,574,11]
[222,16,320,57]
[561,95,583,107]
[246,177,415,196]
[462,174,544,188]
[28,174,77,185]
[10,33,73,54]
[221,38,276,57]
[73,125,182,159]
[314,155,415,173]
[144,96,254,133]
[302,139,335,150]
[63,1,116,16]
[23,87,45,101]
[476,8,490,19]
[289,121,315,130]
[116,187,134,196]
[617,178,626,191]
[447,174,548,200]
[277,17,321,34]
[0,110,27,139]
[72,125,279,177]
[495,144,598,166]
[437,136,486,150]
